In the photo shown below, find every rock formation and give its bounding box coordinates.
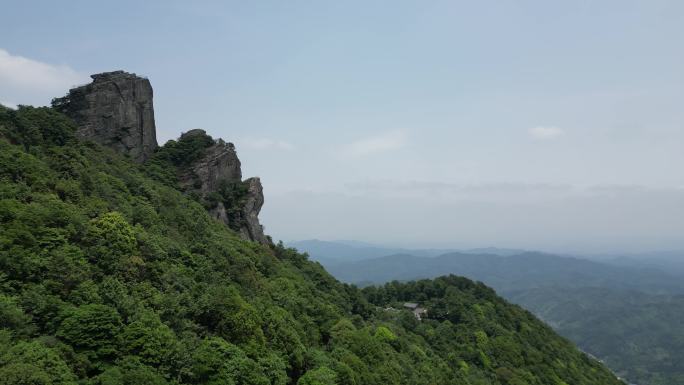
[176,129,269,245]
[54,71,269,244]
[178,129,242,194]
[239,177,269,244]
[53,71,158,162]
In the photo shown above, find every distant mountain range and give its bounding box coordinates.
[289,240,684,294]
[287,239,526,263]
[598,251,684,276]
[328,251,684,295]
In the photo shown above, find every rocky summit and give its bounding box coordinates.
[52,71,269,244]
[52,71,158,163]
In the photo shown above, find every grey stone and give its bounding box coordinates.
[53,71,158,162]
[240,177,268,244]
[210,201,230,224]
[177,130,269,245]
[53,71,269,245]
[178,130,242,194]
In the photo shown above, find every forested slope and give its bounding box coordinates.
[311,244,684,384]
[510,287,684,385]
[0,104,622,384]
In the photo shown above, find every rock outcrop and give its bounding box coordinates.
[178,129,242,193]
[239,177,268,244]
[53,71,158,162]
[176,129,269,245]
[54,71,269,244]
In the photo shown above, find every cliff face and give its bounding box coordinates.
[53,71,158,162]
[176,129,268,244]
[240,177,269,244]
[54,72,269,244]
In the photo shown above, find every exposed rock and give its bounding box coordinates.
[53,71,269,244]
[53,71,158,162]
[210,202,230,225]
[176,129,269,245]
[178,129,242,193]
[239,177,268,244]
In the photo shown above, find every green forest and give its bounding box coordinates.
[0,103,623,384]
[309,240,684,384]
[510,287,684,385]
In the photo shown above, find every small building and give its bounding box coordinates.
[403,302,428,321]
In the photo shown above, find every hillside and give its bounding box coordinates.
[0,73,623,385]
[509,288,684,385]
[301,243,684,384]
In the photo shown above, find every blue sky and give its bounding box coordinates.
[2,1,684,252]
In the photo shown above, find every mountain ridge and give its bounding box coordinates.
[307,245,684,295]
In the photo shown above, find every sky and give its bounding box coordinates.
[2,0,683,253]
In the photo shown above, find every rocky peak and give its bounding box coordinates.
[54,71,269,245]
[176,129,269,245]
[53,71,158,162]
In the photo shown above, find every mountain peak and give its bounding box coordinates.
[52,71,270,244]
[52,70,158,162]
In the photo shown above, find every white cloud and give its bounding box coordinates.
[340,130,408,158]
[528,126,564,140]
[0,48,88,106]
[240,138,295,151]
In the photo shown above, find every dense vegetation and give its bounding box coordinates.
[510,287,684,385]
[304,242,684,385]
[0,104,622,384]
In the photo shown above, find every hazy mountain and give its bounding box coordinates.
[287,239,526,264]
[596,251,684,276]
[286,239,454,263]
[323,251,684,295]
